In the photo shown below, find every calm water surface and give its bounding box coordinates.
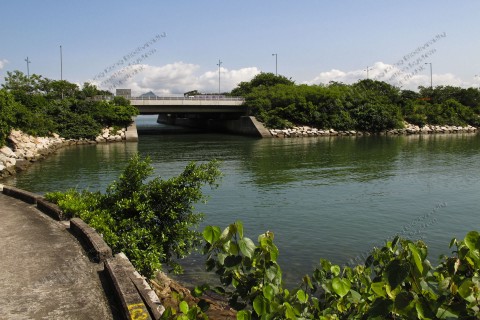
[5,117,480,287]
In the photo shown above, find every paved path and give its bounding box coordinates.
[0,193,116,319]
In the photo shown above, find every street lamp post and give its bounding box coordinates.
[217,59,222,95]
[25,57,31,78]
[60,45,63,81]
[272,53,277,76]
[60,45,64,99]
[364,66,370,79]
[425,62,432,89]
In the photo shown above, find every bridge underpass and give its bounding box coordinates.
[128,97,270,137]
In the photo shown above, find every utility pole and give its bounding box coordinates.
[25,57,31,78]
[272,53,278,76]
[217,59,222,95]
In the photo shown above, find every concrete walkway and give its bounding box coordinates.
[0,193,116,319]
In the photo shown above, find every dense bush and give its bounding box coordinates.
[0,89,18,145]
[182,222,480,319]
[0,70,138,145]
[45,154,222,277]
[235,74,480,132]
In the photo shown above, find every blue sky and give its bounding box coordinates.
[1,0,479,95]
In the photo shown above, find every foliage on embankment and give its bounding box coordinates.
[0,70,138,146]
[231,73,480,133]
[186,222,480,319]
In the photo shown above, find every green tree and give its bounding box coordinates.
[46,154,222,277]
[352,102,403,132]
[231,72,294,96]
[1,70,137,141]
[0,89,18,145]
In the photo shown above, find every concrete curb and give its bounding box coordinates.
[70,218,113,263]
[1,186,164,320]
[106,253,164,320]
[2,185,42,204]
[36,198,65,221]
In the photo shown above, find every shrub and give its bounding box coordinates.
[193,222,480,319]
[46,154,222,277]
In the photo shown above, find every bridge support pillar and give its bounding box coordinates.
[125,117,139,141]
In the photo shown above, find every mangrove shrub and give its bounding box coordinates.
[46,154,222,277]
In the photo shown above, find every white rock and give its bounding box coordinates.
[0,146,16,158]
[6,158,16,166]
[25,151,35,159]
[14,150,25,158]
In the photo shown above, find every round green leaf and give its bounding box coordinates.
[283,302,297,319]
[458,280,474,300]
[332,277,351,297]
[330,265,341,276]
[253,295,267,316]
[371,281,386,298]
[235,220,244,239]
[179,301,189,314]
[349,289,361,304]
[265,264,281,282]
[203,225,221,244]
[408,243,424,274]
[464,231,480,251]
[296,289,308,303]
[236,310,251,320]
[263,284,275,301]
[386,260,410,289]
[239,237,256,258]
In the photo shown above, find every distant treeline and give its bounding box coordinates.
[0,71,138,146]
[229,73,480,132]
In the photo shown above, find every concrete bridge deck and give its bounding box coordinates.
[0,193,117,319]
[129,96,247,115]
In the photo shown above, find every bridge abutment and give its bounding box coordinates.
[125,117,139,141]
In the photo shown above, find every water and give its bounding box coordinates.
[4,116,480,287]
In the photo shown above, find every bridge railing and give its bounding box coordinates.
[127,96,245,101]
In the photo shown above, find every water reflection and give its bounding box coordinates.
[3,142,139,194]
[4,129,480,288]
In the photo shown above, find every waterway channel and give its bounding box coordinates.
[4,116,480,287]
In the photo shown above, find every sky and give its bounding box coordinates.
[1,0,480,95]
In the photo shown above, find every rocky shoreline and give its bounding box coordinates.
[269,123,478,138]
[0,128,127,178]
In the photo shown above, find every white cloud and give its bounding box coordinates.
[94,61,260,96]
[0,59,8,70]
[307,61,475,90]
[90,60,478,95]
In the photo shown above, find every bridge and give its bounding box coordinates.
[128,96,247,115]
[123,95,270,138]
